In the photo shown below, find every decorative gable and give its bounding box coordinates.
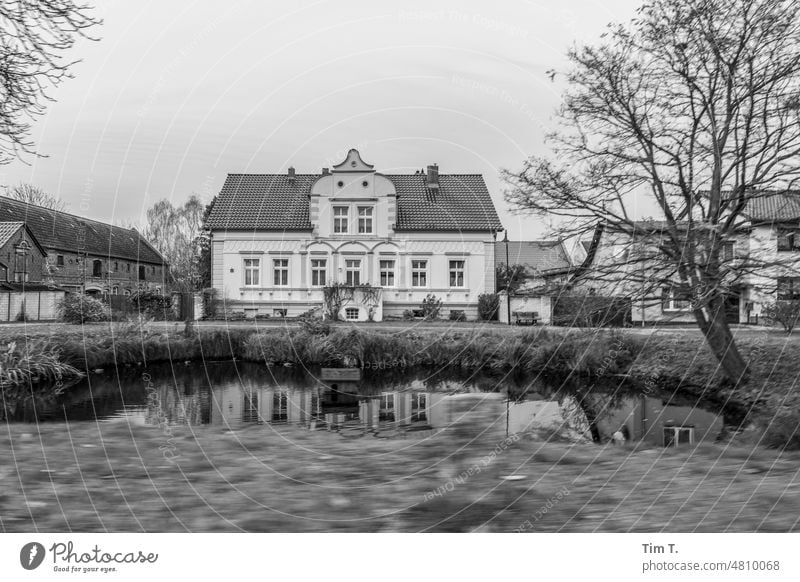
[331,149,375,173]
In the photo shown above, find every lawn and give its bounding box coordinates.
[2,418,798,532]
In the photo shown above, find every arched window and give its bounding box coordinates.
[112,286,119,295]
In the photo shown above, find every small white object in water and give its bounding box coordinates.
[94,368,104,374]
[500,475,527,481]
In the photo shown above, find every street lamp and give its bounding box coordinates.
[504,231,511,326]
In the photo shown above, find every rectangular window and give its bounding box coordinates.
[449,260,465,287]
[662,287,692,311]
[333,206,349,234]
[242,391,259,424]
[379,260,395,287]
[721,241,734,261]
[411,393,427,422]
[345,259,361,286]
[345,307,359,321]
[379,393,395,422]
[777,226,800,251]
[56,255,64,267]
[777,277,800,300]
[244,258,260,287]
[663,426,694,447]
[127,263,131,272]
[138,265,146,281]
[411,260,428,287]
[357,206,373,234]
[311,259,327,286]
[272,392,288,423]
[273,258,289,286]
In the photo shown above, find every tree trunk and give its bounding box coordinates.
[576,392,602,443]
[694,296,748,385]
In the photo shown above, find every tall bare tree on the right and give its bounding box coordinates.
[504,0,800,384]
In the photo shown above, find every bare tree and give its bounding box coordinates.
[0,1,101,164]
[4,182,66,210]
[141,195,206,292]
[504,0,800,383]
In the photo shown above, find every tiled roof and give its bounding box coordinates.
[0,222,24,249]
[743,190,800,222]
[0,197,165,264]
[205,174,315,231]
[205,173,503,232]
[389,174,502,232]
[495,240,571,273]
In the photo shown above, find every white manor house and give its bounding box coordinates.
[206,149,504,321]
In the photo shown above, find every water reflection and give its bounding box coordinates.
[1,362,723,446]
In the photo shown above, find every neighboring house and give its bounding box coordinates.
[0,197,168,296]
[495,240,573,291]
[205,149,504,320]
[0,221,48,283]
[573,190,800,324]
[596,395,722,447]
[0,221,65,321]
[495,240,574,325]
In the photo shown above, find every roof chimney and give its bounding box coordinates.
[287,166,296,184]
[426,164,439,189]
[321,168,329,175]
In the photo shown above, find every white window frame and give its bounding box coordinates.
[345,258,361,286]
[345,307,359,321]
[411,259,428,288]
[243,258,260,287]
[379,259,395,287]
[333,206,349,234]
[663,426,694,447]
[411,392,427,422]
[357,206,374,234]
[449,260,465,288]
[273,258,289,287]
[662,287,692,312]
[311,258,327,287]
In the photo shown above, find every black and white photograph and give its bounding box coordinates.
[1,0,799,578]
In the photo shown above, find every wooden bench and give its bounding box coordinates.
[513,311,539,326]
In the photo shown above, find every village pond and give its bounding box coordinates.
[2,362,724,448]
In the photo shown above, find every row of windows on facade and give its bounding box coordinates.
[242,391,428,424]
[661,277,800,310]
[242,257,466,288]
[53,255,159,279]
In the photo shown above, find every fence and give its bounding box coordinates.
[0,289,66,322]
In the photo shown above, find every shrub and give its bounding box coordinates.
[759,409,800,450]
[552,295,631,327]
[59,293,111,324]
[421,293,442,320]
[298,309,330,335]
[129,290,174,320]
[448,310,466,322]
[402,309,415,320]
[478,293,499,321]
[763,301,800,334]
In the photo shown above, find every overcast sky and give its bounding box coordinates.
[0,0,641,240]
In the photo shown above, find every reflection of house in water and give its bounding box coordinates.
[597,396,722,446]
[141,369,722,447]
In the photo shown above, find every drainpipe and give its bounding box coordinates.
[504,231,511,325]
